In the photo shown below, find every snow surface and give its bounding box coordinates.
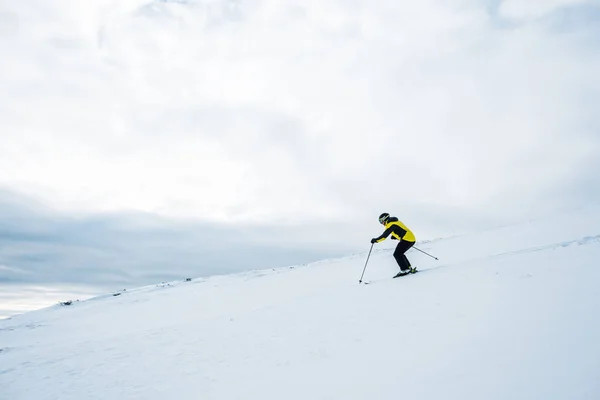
[1,206,600,399]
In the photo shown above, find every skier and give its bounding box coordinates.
[371,213,417,278]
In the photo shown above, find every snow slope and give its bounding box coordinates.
[1,206,600,400]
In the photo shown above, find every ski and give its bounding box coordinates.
[393,269,418,278]
[362,269,419,284]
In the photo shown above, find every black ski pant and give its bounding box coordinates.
[393,240,415,271]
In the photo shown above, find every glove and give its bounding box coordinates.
[370,238,377,244]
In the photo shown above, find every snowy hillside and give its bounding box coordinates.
[1,206,600,400]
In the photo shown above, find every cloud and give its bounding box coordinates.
[498,0,592,20]
[0,264,33,275]
[0,189,344,289]
[0,0,599,247]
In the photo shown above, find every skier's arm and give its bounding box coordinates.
[373,226,394,243]
[372,225,408,243]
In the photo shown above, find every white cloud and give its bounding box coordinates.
[0,265,32,274]
[499,0,592,20]
[1,0,599,239]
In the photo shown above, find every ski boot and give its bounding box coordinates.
[393,270,411,278]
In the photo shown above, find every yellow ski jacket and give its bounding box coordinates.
[373,217,416,243]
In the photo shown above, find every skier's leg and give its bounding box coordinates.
[393,242,411,271]
[403,241,415,268]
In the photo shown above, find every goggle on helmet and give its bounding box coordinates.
[379,213,390,224]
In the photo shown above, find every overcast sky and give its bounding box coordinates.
[1,0,599,299]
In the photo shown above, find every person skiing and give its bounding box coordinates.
[371,213,417,277]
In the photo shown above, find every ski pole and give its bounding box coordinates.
[413,246,438,260]
[359,243,374,284]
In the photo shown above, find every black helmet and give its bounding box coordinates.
[378,213,390,224]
